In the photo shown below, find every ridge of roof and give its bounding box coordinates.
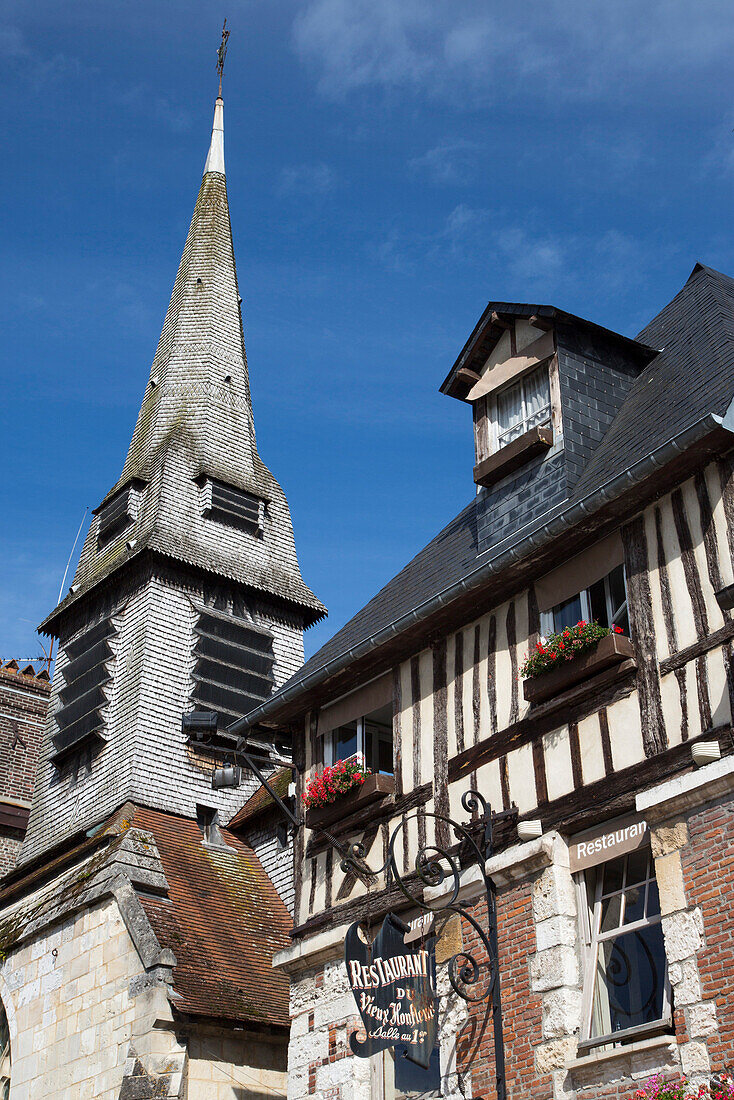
[440,300,658,397]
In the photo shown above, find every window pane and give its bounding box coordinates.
[553,594,583,633]
[589,578,609,628]
[333,722,358,762]
[365,721,394,775]
[626,848,649,887]
[623,885,646,925]
[608,565,627,618]
[497,380,524,442]
[524,367,551,429]
[600,893,622,933]
[591,923,667,1037]
[601,856,625,896]
[646,880,660,918]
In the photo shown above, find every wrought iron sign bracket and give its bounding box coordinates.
[235,733,507,1099]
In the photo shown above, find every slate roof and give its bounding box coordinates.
[242,263,734,724]
[227,767,291,831]
[42,98,324,634]
[131,804,291,1027]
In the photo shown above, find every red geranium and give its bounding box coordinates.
[302,758,372,809]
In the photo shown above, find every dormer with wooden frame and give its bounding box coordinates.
[441,303,658,494]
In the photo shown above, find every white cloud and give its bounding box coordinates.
[277,162,337,196]
[291,0,734,104]
[0,24,84,90]
[409,140,481,186]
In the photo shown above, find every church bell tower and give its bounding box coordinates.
[21,78,324,864]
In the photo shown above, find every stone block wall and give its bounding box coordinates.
[287,958,370,1100]
[0,895,185,1100]
[187,1029,287,1099]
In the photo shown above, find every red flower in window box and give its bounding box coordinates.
[302,759,372,810]
[520,620,625,680]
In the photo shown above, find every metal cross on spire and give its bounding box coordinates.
[216,18,230,97]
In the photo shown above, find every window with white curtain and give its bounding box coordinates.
[495,365,551,448]
[577,848,670,1049]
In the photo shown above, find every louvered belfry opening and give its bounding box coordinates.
[207,479,263,532]
[96,485,133,545]
[53,618,116,763]
[192,606,275,729]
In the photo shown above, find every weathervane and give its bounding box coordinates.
[217,19,230,97]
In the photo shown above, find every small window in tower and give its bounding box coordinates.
[190,605,275,730]
[95,479,145,548]
[52,616,116,764]
[201,478,264,533]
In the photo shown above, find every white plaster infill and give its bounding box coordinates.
[636,756,734,821]
[273,921,351,975]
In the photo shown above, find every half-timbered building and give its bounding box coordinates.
[239,263,734,1100]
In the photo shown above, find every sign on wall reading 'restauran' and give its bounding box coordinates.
[569,814,649,873]
[345,913,437,1068]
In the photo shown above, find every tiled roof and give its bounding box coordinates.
[247,263,734,723]
[131,805,291,1027]
[572,263,734,498]
[227,767,291,831]
[0,660,51,691]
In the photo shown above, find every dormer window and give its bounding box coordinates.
[201,477,264,533]
[495,365,551,448]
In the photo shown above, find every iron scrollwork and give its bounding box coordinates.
[234,742,507,1100]
[325,788,507,1099]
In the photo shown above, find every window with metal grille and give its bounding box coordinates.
[203,479,264,532]
[53,617,116,763]
[191,607,275,729]
[96,486,134,545]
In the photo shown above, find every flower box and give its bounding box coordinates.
[523,633,635,705]
[304,773,394,830]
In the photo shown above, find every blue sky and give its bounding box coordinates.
[1,0,733,662]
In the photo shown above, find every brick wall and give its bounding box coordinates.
[459,887,552,1100]
[0,662,49,875]
[679,793,734,1074]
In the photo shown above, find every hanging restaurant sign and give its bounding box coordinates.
[345,913,438,1068]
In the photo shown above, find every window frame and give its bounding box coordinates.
[576,849,672,1051]
[324,714,394,776]
[540,563,629,638]
[493,364,552,450]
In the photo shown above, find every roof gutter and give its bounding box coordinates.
[231,410,732,734]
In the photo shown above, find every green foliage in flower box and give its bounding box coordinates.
[520,620,624,679]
